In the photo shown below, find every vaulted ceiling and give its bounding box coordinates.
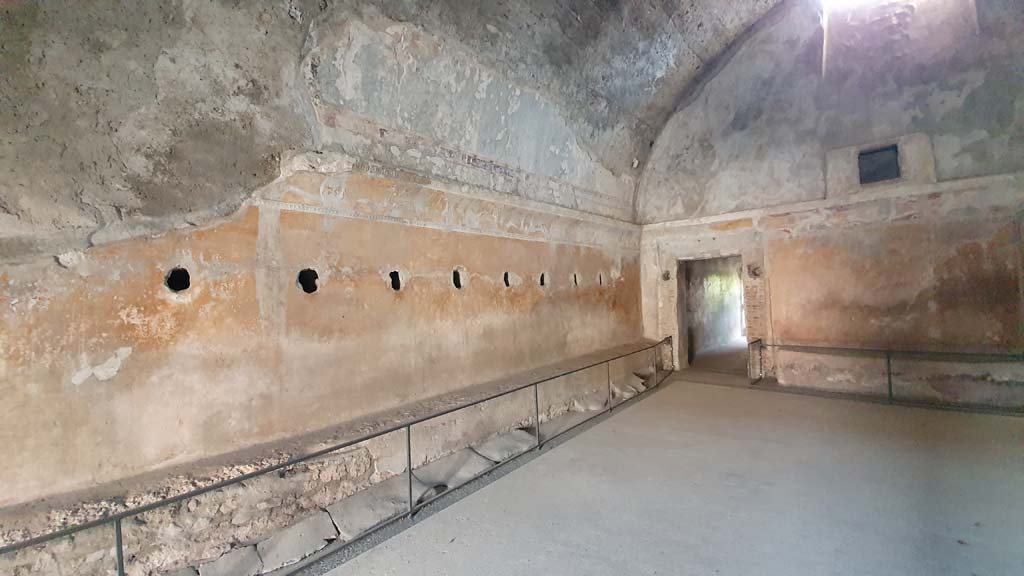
[0,0,782,262]
[393,0,784,176]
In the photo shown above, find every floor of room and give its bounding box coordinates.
[689,339,749,375]
[326,371,1024,576]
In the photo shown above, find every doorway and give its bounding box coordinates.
[678,256,747,374]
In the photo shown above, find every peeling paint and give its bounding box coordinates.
[0,165,642,512]
[71,347,133,387]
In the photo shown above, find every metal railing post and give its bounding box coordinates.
[0,341,686,558]
[886,351,893,403]
[533,383,542,449]
[406,425,414,514]
[115,518,125,576]
[666,337,673,373]
[606,361,613,410]
[651,347,658,386]
[759,340,765,380]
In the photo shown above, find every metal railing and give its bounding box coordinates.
[748,338,764,384]
[748,340,1024,411]
[0,337,673,573]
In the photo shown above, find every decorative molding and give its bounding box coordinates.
[825,132,937,197]
[643,170,1024,235]
[255,152,642,253]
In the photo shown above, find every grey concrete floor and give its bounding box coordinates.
[690,340,749,375]
[326,372,1024,576]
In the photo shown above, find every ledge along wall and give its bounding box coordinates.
[0,0,658,559]
[0,0,793,570]
[0,151,643,510]
[640,0,1024,408]
[0,152,648,574]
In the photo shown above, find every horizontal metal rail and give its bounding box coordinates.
[761,342,1024,361]
[409,346,667,515]
[750,340,1023,408]
[0,337,672,567]
[289,360,674,576]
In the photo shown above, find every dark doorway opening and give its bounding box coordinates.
[678,256,747,375]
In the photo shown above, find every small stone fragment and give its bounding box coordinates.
[472,429,537,463]
[256,510,338,572]
[327,475,419,540]
[413,449,494,493]
[198,545,262,576]
[56,250,85,269]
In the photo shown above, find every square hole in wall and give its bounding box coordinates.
[858,144,900,185]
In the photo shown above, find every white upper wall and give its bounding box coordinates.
[637,0,1024,224]
[0,0,781,264]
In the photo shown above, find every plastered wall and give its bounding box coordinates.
[640,0,1024,405]
[2,0,1021,560]
[0,0,805,563]
[644,173,1023,404]
[765,197,1020,352]
[1,0,780,262]
[0,153,643,511]
[0,0,698,530]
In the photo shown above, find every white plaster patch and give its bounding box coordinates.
[56,251,85,269]
[71,347,133,386]
[475,70,493,100]
[933,129,989,175]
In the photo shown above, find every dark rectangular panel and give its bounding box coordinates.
[858,144,900,185]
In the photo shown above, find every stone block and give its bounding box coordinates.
[570,395,608,413]
[539,410,594,441]
[472,429,537,463]
[197,545,261,576]
[611,374,645,400]
[892,357,1024,411]
[256,511,338,573]
[326,475,417,541]
[0,524,115,576]
[122,446,374,575]
[775,348,888,397]
[413,449,494,492]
